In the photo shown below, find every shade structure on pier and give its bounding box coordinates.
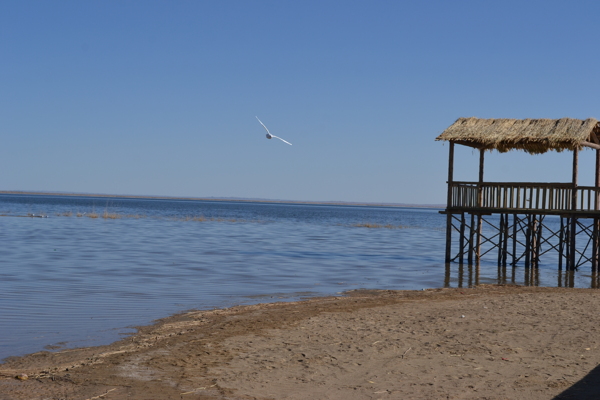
[436,117,600,154]
[438,116,600,272]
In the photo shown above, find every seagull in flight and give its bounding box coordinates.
[256,116,292,145]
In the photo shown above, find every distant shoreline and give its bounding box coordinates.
[0,191,444,209]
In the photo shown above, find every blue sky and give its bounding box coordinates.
[2,1,600,204]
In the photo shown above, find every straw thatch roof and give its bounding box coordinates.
[436,117,600,154]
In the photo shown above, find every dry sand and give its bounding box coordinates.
[1,285,600,399]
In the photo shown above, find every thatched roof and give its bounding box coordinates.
[436,117,600,154]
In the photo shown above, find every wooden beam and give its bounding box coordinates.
[572,147,579,206]
[478,149,485,183]
[582,141,600,150]
[450,140,485,150]
[478,149,484,208]
[445,142,455,262]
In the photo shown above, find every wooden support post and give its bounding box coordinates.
[459,213,466,264]
[558,269,563,287]
[531,215,537,267]
[502,214,509,266]
[570,148,579,270]
[567,270,575,288]
[468,264,473,287]
[475,149,484,264]
[475,214,482,265]
[525,214,531,268]
[566,218,572,270]
[536,216,542,267]
[512,214,517,266]
[478,149,484,205]
[468,213,475,264]
[498,213,504,266]
[559,217,564,271]
[593,218,599,273]
[445,143,455,262]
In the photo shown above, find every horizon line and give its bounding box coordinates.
[0,190,445,209]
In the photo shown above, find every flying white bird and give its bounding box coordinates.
[256,116,292,145]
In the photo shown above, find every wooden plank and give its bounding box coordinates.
[497,185,501,209]
[542,186,547,210]
[587,189,591,211]
[529,186,534,209]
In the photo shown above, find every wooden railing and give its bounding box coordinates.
[449,182,600,212]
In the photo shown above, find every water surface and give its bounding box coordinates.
[0,194,593,361]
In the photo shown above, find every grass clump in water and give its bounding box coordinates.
[126,214,146,219]
[102,210,122,219]
[352,223,407,229]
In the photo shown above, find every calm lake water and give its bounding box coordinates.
[0,194,595,361]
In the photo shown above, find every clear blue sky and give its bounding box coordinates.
[2,1,600,204]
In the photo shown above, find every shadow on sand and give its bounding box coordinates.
[554,364,600,399]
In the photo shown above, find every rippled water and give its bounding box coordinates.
[0,194,594,361]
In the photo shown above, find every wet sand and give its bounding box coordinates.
[1,285,600,399]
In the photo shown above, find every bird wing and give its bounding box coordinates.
[255,116,271,135]
[272,135,292,145]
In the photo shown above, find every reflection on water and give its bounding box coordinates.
[444,262,592,289]
[443,263,480,288]
[0,193,597,362]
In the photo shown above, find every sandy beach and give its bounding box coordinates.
[1,285,600,399]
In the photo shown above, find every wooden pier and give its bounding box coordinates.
[437,117,600,271]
